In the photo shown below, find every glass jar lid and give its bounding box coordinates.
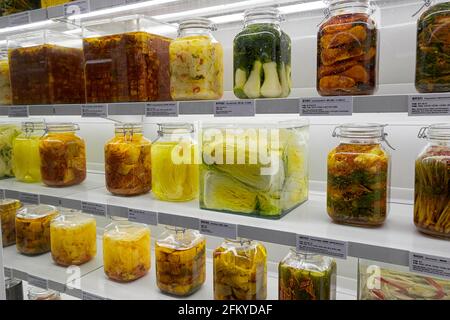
[27,286,60,300]
[157,123,195,135]
[178,18,216,32]
[105,220,148,240]
[418,123,450,141]
[158,227,203,249]
[16,205,58,220]
[332,123,387,139]
[244,7,282,25]
[22,121,46,133]
[51,208,94,228]
[0,199,21,212]
[46,122,80,133]
[115,123,143,134]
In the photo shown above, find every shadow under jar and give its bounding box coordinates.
[105,123,152,196]
[327,124,390,227]
[39,123,86,187]
[415,124,450,239]
[317,0,379,96]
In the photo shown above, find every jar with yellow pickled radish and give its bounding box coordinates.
[13,121,45,183]
[50,209,97,266]
[39,123,86,187]
[105,123,152,196]
[0,199,21,247]
[103,220,151,282]
[213,238,267,300]
[0,48,12,105]
[156,227,206,296]
[152,123,199,202]
[16,205,59,255]
[170,18,224,100]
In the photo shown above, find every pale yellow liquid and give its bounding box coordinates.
[13,136,42,183]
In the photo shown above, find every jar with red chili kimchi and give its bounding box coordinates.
[317,0,379,96]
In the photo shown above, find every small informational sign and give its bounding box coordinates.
[214,100,256,117]
[39,195,62,207]
[64,0,90,17]
[81,104,108,118]
[19,192,40,205]
[81,202,107,217]
[9,12,31,27]
[145,102,179,117]
[300,97,353,116]
[296,234,348,259]
[128,208,158,226]
[409,252,450,280]
[8,106,29,118]
[28,274,48,289]
[408,94,450,116]
[199,220,238,239]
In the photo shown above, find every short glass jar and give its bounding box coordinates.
[156,227,206,296]
[317,0,379,96]
[233,7,291,99]
[279,249,337,300]
[39,123,86,187]
[327,124,390,226]
[0,199,21,247]
[151,123,199,202]
[15,205,59,255]
[213,238,267,300]
[27,286,61,300]
[170,18,224,100]
[415,124,450,239]
[13,121,45,183]
[105,123,152,196]
[103,219,151,282]
[50,209,97,266]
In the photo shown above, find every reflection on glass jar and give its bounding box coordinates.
[0,199,21,247]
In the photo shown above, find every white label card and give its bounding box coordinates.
[9,12,30,27]
[64,0,90,17]
[300,97,353,116]
[145,102,179,117]
[199,220,237,239]
[408,94,450,116]
[409,252,450,280]
[28,275,48,289]
[82,104,108,117]
[214,100,256,117]
[82,202,107,217]
[82,291,105,300]
[296,234,348,259]
[8,106,29,118]
[19,192,40,205]
[128,208,158,226]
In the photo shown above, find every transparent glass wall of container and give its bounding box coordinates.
[0,45,12,105]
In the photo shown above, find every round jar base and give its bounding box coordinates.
[329,216,386,228]
[415,226,450,240]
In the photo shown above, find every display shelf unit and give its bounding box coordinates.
[0,173,448,269]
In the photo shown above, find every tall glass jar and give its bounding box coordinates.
[105,123,152,196]
[170,18,224,100]
[0,124,21,178]
[0,199,21,247]
[0,48,12,105]
[279,249,337,300]
[415,1,450,93]
[39,123,86,187]
[415,124,450,239]
[317,0,379,96]
[156,227,206,296]
[151,123,199,202]
[103,219,151,282]
[13,121,45,183]
[234,7,291,99]
[50,209,97,266]
[213,238,267,300]
[15,205,59,255]
[327,124,390,226]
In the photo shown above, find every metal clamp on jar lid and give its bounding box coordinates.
[22,121,46,136]
[46,122,80,133]
[332,123,395,149]
[157,123,195,135]
[244,7,283,25]
[418,123,450,141]
[115,122,143,135]
[178,18,216,33]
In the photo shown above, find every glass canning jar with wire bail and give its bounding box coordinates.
[327,123,391,227]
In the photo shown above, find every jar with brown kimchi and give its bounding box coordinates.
[317,0,378,96]
[39,123,86,187]
[105,123,152,196]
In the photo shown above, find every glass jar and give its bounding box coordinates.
[13,121,45,183]
[39,123,86,187]
[27,286,61,300]
[0,48,12,105]
[156,227,206,296]
[415,124,450,239]
[279,249,337,300]
[327,124,390,226]
[103,220,151,282]
[0,1,40,16]
[415,1,450,93]
[15,205,59,255]
[0,124,21,178]
[152,123,199,202]
[233,8,291,99]
[8,30,85,105]
[317,0,379,96]
[105,123,152,196]
[50,209,97,266]
[41,0,73,8]
[213,238,267,300]
[170,18,224,100]
[82,15,174,103]
[0,199,21,247]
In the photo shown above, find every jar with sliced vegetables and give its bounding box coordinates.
[317,0,378,96]
[0,124,21,178]
[279,249,337,300]
[0,199,21,247]
[234,7,291,99]
[15,205,59,255]
[327,124,390,226]
[50,209,97,266]
[105,123,152,196]
[415,1,450,93]
[415,124,450,239]
[103,220,151,282]
[170,18,223,100]
[156,227,206,296]
[213,238,267,300]
[0,48,12,105]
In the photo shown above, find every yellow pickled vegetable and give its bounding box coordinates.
[0,59,11,105]
[0,199,21,247]
[13,135,42,183]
